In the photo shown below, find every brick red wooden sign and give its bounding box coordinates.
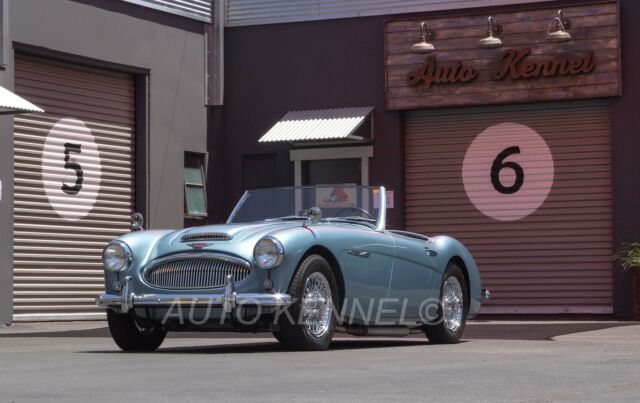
[384,1,620,110]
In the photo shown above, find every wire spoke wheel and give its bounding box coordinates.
[276,254,337,350]
[442,276,464,332]
[301,272,333,338]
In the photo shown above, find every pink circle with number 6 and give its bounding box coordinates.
[41,118,102,221]
[462,122,554,221]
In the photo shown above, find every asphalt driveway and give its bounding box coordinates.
[0,321,638,402]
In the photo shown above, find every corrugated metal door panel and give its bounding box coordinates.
[13,54,135,321]
[404,100,613,314]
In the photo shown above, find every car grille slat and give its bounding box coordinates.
[145,254,251,290]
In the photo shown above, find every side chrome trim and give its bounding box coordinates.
[347,250,371,258]
[376,186,386,232]
[424,247,438,257]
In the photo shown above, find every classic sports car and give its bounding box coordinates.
[96,186,489,351]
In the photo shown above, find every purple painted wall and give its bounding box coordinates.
[207,16,404,228]
[612,0,640,318]
[209,0,640,317]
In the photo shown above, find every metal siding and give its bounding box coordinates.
[258,106,373,142]
[226,0,554,27]
[122,0,212,22]
[404,100,613,314]
[12,54,135,321]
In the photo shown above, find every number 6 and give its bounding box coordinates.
[491,146,524,195]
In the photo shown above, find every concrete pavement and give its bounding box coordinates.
[0,321,638,402]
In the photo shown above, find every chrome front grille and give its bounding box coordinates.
[145,253,251,290]
[181,233,232,242]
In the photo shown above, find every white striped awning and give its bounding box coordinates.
[0,85,44,115]
[258,106,374,143]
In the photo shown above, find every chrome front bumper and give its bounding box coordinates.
[96,275,292,313]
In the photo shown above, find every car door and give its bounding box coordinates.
[386,233,441,322]
[320,225,395,325]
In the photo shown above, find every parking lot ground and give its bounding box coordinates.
[0,320,639,402]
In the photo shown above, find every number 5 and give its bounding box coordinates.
[62,142,84,195]
[491,146,524,195]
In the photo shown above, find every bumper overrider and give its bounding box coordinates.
[96,274,292,313]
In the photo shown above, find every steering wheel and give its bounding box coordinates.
[334,207,374,219]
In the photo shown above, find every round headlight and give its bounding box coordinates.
[102,241,132,272]
[254,237,284,269]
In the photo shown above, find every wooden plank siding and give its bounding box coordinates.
[384,1,620,110]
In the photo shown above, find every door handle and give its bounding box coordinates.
[348,250,370,258]
[425,247,438,257]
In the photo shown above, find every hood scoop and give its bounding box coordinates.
[181,232,232,243]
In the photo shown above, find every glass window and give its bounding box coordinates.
[184,153,207,217]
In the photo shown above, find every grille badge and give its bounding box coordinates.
[188,242,210,249]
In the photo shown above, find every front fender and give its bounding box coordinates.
[266,226,318,293]
[103,230,175,293]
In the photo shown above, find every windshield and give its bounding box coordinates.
[228,186,385,228]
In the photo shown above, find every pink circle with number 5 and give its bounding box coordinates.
[462,122,554,221]
[41,118,102,221]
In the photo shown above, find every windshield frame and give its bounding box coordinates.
[226,186,387,232]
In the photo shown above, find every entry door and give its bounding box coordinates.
[303,158,361,186]
[12,54,136,321]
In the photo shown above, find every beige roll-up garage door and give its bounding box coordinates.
[13,54,135,321]
[405,100,612,314]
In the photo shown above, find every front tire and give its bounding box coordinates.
[277,254,338,351]
[424,263,468,344]
[107,309,167,352]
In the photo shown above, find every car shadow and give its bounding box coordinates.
[81,338,447,355]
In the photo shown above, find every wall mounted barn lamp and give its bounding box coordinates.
[478,16,503,49]
[410,21,436,54]
[547,9,572,42]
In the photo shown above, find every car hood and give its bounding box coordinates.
[176,222,303,244]
[135,221,304,262]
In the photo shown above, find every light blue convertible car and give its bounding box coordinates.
[97,186,489,351]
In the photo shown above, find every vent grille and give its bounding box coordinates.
[145,254,250,289]
[181,233,232,242]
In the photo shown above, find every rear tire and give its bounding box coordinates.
[107,309,167,352]
[277,254,338,351]
[424,263,468,344]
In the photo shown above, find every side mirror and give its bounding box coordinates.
[131,213,144,231]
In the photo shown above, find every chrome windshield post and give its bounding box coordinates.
[226,191,249,223]
[376,186,387,232]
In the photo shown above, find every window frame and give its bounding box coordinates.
[184,152,208,219]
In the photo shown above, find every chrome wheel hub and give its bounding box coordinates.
[301,272,333,338]
[442,276,464,332]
